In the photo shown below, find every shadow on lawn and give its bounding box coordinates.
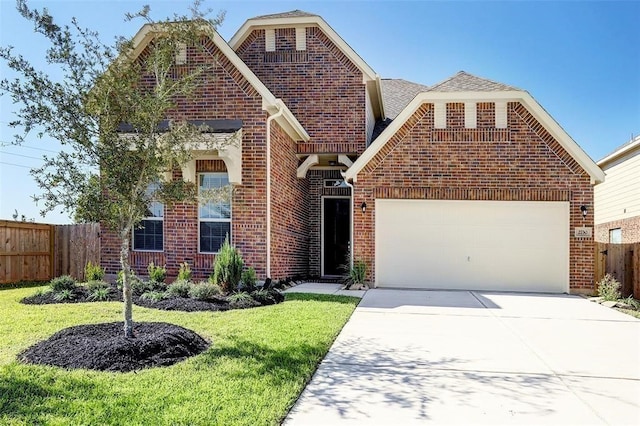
[0,365,102,423]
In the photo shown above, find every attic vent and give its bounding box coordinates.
[175,43,187,65]
[296,27,306,51]
[434,102,446,129]
[495,101,507,128]
[265,29,275,52]
[465,102,477,129]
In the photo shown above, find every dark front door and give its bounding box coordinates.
[323,198,350,276]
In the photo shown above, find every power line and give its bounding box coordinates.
[0,141,60,153]
[0,151,44,161]
[0,161,33,169]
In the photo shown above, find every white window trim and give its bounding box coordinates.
[198,172,232,254]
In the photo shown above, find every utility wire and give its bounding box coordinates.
[0,151,45,161]
[0,140,59,153]
[0,161,33,169]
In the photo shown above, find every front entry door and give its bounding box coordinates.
[323,198,350,276]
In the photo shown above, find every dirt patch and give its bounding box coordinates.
[19,322,209,372]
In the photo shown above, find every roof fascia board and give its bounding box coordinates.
[127,23,309,142]
[346,91,604,184]
[597,137,640,167]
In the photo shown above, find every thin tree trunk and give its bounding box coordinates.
[119,226,134,338]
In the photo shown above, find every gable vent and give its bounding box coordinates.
[495,101,507,128]
[434,102,446,129]
[175,43,187,65]
[296,27,306,51]
[465,102,477,129]
[265,29,275,52]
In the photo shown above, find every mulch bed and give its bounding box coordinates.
[21,286,284,312]
[19,322,209,372]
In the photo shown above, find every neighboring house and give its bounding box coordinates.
[101,10,605,294]
[594,135,640,243]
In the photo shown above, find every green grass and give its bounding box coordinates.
[0,286,359,425]
[615,308,640,319]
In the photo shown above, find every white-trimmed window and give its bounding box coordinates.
[133,182,164,251]
[199,172,231,253]
[609,228,622,244]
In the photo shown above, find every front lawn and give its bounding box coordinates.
[0,285,359,425]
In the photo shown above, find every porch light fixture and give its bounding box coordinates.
[361,202,367,214]
[580,205,588,218]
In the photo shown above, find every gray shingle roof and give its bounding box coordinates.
[251,10,318,20]
[428,71,520,92]
[381,78,430,120]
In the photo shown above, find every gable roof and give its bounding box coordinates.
[346,73,604,184]
[126,23,309,142]
[429,71,520,92]
[381,78,430,120]
[598,134,640,168]
[228,11,384,119]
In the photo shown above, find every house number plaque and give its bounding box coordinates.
[574,227,592,238]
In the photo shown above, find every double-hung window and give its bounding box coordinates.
[133,182,164,251]
[199,172,231,253]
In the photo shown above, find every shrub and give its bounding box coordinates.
[84,261,105,281]
[188,282,221,300]
[147,262,167,283]
[85,280,110,291]
[349,260,367,285]
[227,291,252,303]
[597,274,621,301]
[50,275,77,292]
[241,267,257,292]
[623,295,640,310]
[88,287,112,301]
[177,262,192,282]
[212,237,244,294]
[166,280,192,298]
[140,290,167,302]
[251,288,284,305]
[132,279,166,297]
[53,289,76,301]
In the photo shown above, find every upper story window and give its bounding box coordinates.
[133,182,164,251]
[609,228,622,244]
[199,172,231,253]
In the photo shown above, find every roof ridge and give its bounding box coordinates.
[428,71,521,92]
[251,10,318,20]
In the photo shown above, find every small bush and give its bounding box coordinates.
[166,280,192,298]
[88,287,112,301]
[53,289,76,301]
[116,270,141,289]
[597,274,621,301]
[188,282,221,300]
[227,291,252,303]
[132,279,166,297]
[147,262,167,283]
[350,260,367,285]
[50,275,77,292]
[140,290,167,302]
[85,280,110,291]
[241,267,257,292]
[84,261,105,281]
[251,288,284,306]
[177,262,192,282]
[212,237,244,294]
[33,287,52,296]
[623,296,640,310]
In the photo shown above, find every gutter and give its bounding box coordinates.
[265,104,284,279]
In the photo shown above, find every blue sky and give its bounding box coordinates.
[1,0,638,223]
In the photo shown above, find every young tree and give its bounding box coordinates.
[0,0,230,337]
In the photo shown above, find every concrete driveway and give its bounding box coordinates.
[285,289,640,425]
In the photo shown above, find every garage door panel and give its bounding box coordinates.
[375,200,569,293]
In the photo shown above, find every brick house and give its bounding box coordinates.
[594,135,640,243]
[101,10,604,294]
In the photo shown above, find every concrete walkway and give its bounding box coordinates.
[284,289,640,425]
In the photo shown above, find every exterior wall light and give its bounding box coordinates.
[361,202,367,214]
[580,205,588,218]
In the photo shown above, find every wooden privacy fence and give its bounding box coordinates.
[594,242,640,299]
[0,220,54,283]
[0,220,100,284]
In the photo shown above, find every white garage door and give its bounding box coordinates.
[375,200,569,293]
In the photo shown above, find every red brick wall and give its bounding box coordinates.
[353,101,595,293]
[270,122,310,278]
[595,217,640,243]
[100,37,270,280]
[236,27,367,153]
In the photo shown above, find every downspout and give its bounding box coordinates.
[265,104,284,279]
[341,171,354,270]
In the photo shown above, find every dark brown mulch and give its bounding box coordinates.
[134,296,231,312]
[19,322,209,372]
[21,286,122,305]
